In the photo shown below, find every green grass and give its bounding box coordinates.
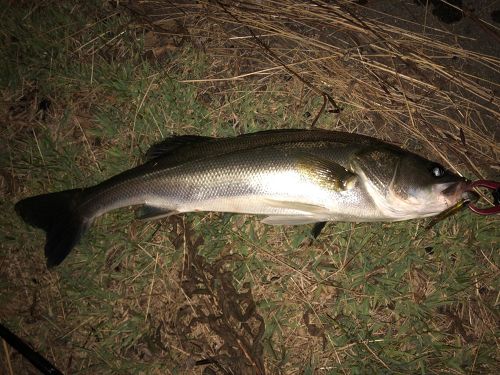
[0,1,498,374]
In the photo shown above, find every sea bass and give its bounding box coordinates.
[16,129,470,267]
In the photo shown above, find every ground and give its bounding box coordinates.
[0,1,498,374]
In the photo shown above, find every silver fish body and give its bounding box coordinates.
[15,129,468,266]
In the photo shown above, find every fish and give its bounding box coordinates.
[15,129,471,267]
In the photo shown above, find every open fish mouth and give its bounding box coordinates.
[439,180,469,205]
[425,187,480,229]
[462,190,480,204]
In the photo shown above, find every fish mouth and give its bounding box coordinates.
[439,180,469,205]
[462,190,480,204]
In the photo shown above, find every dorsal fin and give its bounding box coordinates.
[145,135,214,160]
[136,129,388,173]
[145,130,304,161]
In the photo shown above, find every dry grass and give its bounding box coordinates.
[133,0,499,178]
[0,1,499,374]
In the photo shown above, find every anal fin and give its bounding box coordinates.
[136,205,177,221]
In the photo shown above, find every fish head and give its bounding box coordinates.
[352,147,468,219]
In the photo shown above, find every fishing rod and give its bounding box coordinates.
[0,322,63,375]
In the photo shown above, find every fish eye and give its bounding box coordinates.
[430,165,445,178]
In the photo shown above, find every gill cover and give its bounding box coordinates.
[350,147,402,198]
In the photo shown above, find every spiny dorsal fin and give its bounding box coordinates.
[146,130,305,161]
[145,135,214,161]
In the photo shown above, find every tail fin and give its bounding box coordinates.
[15,189,90,267]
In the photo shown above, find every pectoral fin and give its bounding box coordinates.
[136,205,178,220]
[297,155,358,191]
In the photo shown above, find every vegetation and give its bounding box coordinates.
[0,1,498,374]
